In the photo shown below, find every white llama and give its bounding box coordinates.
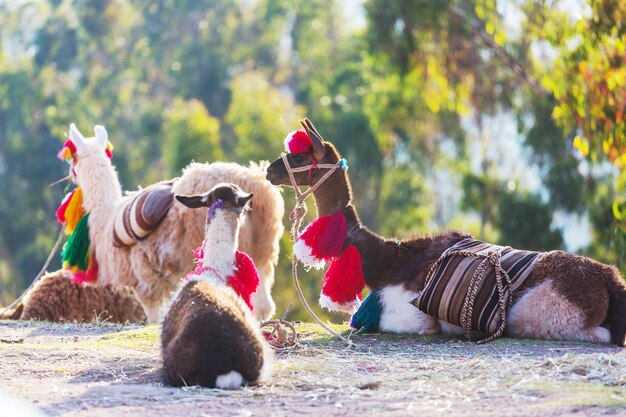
[161,184,273,388]
[64,123,284,322]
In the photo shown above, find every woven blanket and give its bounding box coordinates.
[113,181,175,247]
[413,238,543,340]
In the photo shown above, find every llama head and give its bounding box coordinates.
[266,118,342,187]
[58,123,113,184]
[177,183,253,227]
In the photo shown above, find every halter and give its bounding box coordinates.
[281,152,353,344]
[281,153,344,207]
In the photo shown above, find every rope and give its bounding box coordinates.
[0,226,65,318]
[260,304,299,351]
[423,248,513,344]
[282,154,352,344]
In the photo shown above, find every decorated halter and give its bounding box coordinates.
[55,127,113,285]
[282,131,348,208]
[284,130,364,314]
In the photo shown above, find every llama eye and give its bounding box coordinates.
[292,154,305,163]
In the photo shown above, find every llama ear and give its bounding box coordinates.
[301,118,325,158]
[69,123,87,152]
[94,125,108,149]
[237,192,253,208]
[175,194,207,209]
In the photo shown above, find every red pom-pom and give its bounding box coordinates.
[63,139,77,155]
[294,211,347,268]
[71,255,99,285]
[284,130,313,154]
[56,189,75,224]
[227,251,260,311]
[320,244,365,313]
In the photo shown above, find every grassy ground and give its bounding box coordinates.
[0,319,624,417]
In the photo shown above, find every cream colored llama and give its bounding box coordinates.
[64,123,284,322]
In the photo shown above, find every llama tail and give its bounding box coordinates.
[606,271,626,346]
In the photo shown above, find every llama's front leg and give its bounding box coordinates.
[379,285,440,334]
[253,263,277,321]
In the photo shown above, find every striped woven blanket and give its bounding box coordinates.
[414,238,543,341]
[113,181,175,247]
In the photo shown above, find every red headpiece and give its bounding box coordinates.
[284,130,313,154]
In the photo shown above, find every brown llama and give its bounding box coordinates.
[161,184,272,388]
[1,270,145,323]
[266,118,626,345]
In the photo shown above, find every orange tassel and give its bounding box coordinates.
[64,187,85,235]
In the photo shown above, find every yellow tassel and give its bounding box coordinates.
[64,187,85,235]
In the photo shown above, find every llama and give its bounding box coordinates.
[59,123,284,323]
[266,118,626,345]
[0,270,146,323]
[161,184,272,388]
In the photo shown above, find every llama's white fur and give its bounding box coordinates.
[67,124,284,322]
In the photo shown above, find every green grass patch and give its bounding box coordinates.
[525,381,626,408]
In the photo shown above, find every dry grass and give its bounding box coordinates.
[0,319,624,416]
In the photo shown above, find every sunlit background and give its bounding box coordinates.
[1,0,625,321]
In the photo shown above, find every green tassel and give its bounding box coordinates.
[62,213,91,271]
[350,289,382,332]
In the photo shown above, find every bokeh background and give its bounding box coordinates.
[1,0,625,321]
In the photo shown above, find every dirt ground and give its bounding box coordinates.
[0,320,624,417]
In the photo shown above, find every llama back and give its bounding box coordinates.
[172,161,284,265]
[161,280,269,388]
[19,270,145,323]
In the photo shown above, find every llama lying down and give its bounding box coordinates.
[57,123,284,322]
[161,184,272,388]
[0,270,146,323]
[266,119,626,345]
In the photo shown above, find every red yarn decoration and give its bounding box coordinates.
[228,251,260,312]
[321,244,365,306]
[55,189,75,224]
[71,253,99,285]
[284,130,313,153]
[297,211,347,261]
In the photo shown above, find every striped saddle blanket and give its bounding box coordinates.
[413,238,543,341]
[113,181,175,247]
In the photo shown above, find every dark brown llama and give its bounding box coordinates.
[161,184,272,388]
[266,118,626,345]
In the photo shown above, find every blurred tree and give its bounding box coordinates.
[162,98,222,176]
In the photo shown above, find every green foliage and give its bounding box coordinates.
[225,70,304,162]
[162,98,222,175]
[0,0,622,319]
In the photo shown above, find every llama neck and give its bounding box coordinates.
[75,156,122,212]
[342,206,398,289]
[311,168,352,217]
[198,210,239,284]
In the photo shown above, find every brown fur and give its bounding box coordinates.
[267,119,626,345]
[3,270,145,323]
[161,281,265,387]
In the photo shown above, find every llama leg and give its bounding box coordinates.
[215,371,244,389]
[379,285,440,334]
[253,262,276,321]
[133,291,163,323]
[506,279,611,343]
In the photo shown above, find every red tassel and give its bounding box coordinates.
[284,130,313,154]
[320,244,365,312]
[56,189,75,224]
[71,253,99,285]
[297,211,347,260]
[227,251,260,312]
